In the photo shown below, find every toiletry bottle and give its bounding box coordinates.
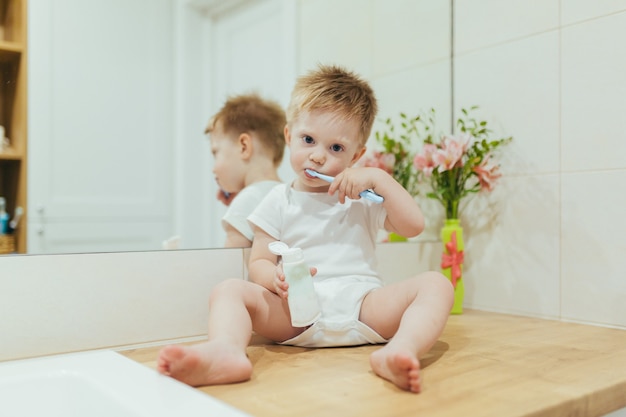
[0,197,9,235]
[281,247,321,327]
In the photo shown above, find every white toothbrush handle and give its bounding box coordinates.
[310,171,334,182]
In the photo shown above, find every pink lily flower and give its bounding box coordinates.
[473,155,502,191]
[413,143,438,176]
[433,135,465,172]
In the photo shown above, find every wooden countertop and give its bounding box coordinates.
[121,310,626,417]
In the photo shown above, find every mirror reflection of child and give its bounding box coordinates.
[158,65,454,394]
[205,93,286,247]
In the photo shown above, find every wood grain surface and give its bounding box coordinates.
[122,310,626,417]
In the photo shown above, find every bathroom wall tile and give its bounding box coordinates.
[454,0,559,54]
[371,59,452,134]
[461,174,561,318]
[561,0,626,25]
[372,0,451,75]
[454,32,560,175]
[561,12,626,172]
[297,0,373,77]
[561,170,626,328]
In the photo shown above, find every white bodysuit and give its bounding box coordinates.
[247,183,389,347]
[222,180,281,241]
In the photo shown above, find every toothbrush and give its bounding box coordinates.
[305,169,384,203]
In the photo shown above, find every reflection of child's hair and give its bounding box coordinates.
[205,93,286,166]
[286,64,378,146]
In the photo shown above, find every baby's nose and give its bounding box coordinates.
[309,151,326,164]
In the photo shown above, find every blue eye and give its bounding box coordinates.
[331,144,344,152]
[303,135,314,144]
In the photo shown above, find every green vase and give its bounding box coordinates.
[388,232,408,242]
[441,218,464,314]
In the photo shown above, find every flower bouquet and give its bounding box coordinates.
[413,106,512,219]
[411,106,512,313]
[371,106,512,313]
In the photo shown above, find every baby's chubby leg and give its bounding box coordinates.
[157,278,298,387]
[360,271,454,393]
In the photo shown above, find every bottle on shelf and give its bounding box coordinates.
[0,197,9,235]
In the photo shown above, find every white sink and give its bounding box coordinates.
[0,350,251,417]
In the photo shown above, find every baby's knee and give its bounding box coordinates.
[415,271,455,297]
[209,278,249,301]
[428,271,455,305]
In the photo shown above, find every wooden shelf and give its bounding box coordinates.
[0,147,23,160]
[0,0,26,254]
[0,39,22,54]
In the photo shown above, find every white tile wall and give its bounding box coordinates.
[372,0,450,74]
[561,0,626,25]
[296,0,451,122]
[561,11,626,171]
[298,0,374,77]
[454,32,560,175]
[561,171,626,327]
[453,2,626,328]
[462,175,561,318]
[454,0,559,53]
[371,60,452,131]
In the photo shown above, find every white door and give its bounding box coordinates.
[28,0,174,253]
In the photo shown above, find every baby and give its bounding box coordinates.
[158,65,454,393]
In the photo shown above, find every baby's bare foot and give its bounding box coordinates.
[157,341,252,387]
[370,344,421,393]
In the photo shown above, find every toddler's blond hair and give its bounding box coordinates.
[206,93,286,166]
[286,64,378,146]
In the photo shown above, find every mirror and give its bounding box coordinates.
[23,0,452,255]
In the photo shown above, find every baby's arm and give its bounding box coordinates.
[223,223,252,248]
[247,226,286,295]
[331,167,425,238]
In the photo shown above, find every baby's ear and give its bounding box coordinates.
[284,125,291,145]
[239,133,253,159]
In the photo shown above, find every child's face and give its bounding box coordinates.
[286,110,365,193]
[210,122,245,193]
